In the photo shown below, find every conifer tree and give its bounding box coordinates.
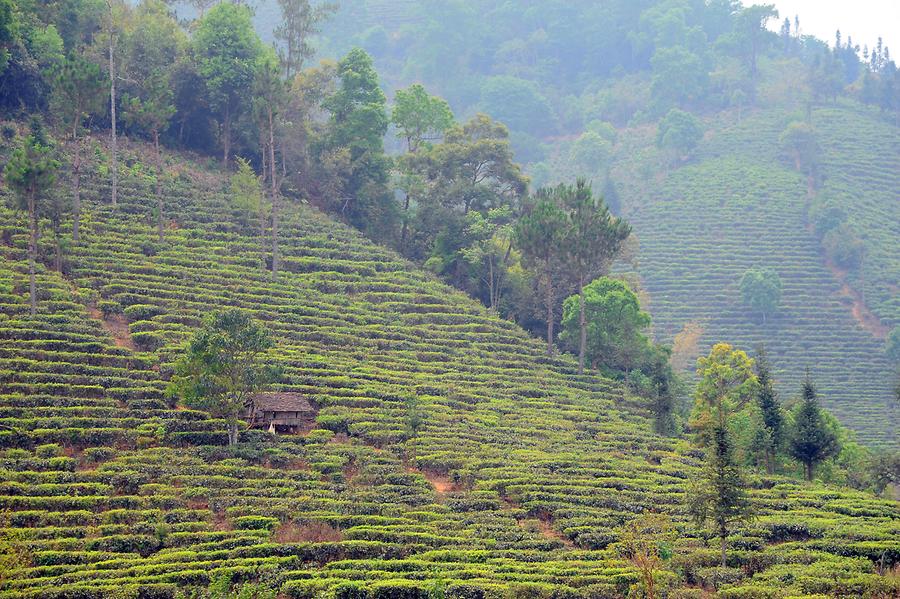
[688,421,753,568]
[789,376,840,481]
[50,53,106,243]
[3,123,60,316]
[753,348,783,473]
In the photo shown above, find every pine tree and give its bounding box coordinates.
[754,349,783,473]
[3,122,60,316]
[688,422,753,567]
[788,376,840,481]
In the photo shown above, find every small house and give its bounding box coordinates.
[245,392,318,434]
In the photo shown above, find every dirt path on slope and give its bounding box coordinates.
[824,258,889,339]
[87,305,138,351]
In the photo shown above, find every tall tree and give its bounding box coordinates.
[515,188,568,354]
[104,0,121,207]
[560,277,652,375]
[319,48,394,238]
[691,343,759,443]
[122,75,174,242]
[3,124,60,316]
[731,4,778,81]
[739,267,782,323]
[688,420,754,567]
[752,348,783,474]
[561,179,631,374]
[168,309,279,446]
[779,121,820,194]
[193,2,261,166]
[274,0,337,80]
[229,157,267,271]
[392,83,455,154]
[788,376,840,481]
[50,52,106,242]
[252,47,287,279]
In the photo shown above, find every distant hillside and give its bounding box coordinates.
[1,141,897,597]
[250,0,900,447]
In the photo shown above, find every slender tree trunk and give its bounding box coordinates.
[72,132,82,242]
[720,534,727,568]
[805,462,812,481]
[28,188,37,316]
[154,129,164,243]
[578,275,587,374]
[545,268,554,355]
[108,8,118,209]
[227,421,238,446]
[400,194,411,253]
[222,104,231,167]
[268,106,279,281]
[53,223,62,274]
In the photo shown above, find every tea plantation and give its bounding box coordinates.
[610,102,899,448]
[0,145,898,598]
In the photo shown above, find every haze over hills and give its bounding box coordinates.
[239,0,900,446]
[1,0,899,597]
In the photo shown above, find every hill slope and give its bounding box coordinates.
[605,101,899,448]
[0,144,898,598]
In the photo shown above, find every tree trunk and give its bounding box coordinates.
[72,132,82,242]
[805,462,813,481]
[222,104,231,167]
[227,421,239,446]
[108,10,117,209]
[268,106,279,281]
[578,275,587,374]
[28,189,37,317]
[720,534,727,568]
[154,129,164,243]
[545,269,554,355]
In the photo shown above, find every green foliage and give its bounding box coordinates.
[192,2,261,161]
[778,121,820,177]
[391,83,455,153]
[687,422,753,568]
[691,343,758,443]
[886,326,900,365]
[560,277,651,374]
[319,48,394,239]
[167,309,278,445]
[739,268,782,323]
[569,131,611,175]
[478,75,556,137]
[751,349,784,474]
[651,45,709,112]
[50,52,106,136]
[656,108,703,161]
[274,0,338,79]
[788,377,841,481]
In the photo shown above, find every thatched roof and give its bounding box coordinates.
[250,392,316,413]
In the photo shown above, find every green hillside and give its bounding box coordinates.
[0,144,898,598]
[601,100,900,448]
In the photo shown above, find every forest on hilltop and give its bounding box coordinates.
[0,0,899,597]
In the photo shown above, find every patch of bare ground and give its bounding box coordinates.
[274,521,343,543]
[825,259,889,339]
[406,466,457,496]
[87,304,138,351]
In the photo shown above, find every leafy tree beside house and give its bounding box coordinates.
[740,267,782,323]
[168,309,280,446]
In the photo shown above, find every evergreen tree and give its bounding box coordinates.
[50,52,106,243]
[561,179,631,374]
[688,422,753,568]
[788,376,840,481]
[515,188,568,355]
[3,123,60,316]
[274,0,337,80]
[753,349,783,473]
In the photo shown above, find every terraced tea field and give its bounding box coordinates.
[0,145,898,598]
[612,103,899,448]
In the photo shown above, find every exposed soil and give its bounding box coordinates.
[87,305,138,351]
[824,258,889,339]
[406,466,456,496]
